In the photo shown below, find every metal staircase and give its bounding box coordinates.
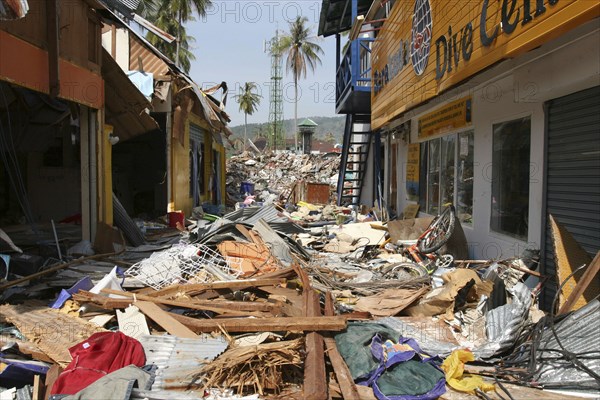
[337,114,371,206]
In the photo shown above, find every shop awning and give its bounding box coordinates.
[102,49,159,142]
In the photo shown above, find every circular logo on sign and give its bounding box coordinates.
[411,0,433,76]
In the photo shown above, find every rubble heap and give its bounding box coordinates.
[226,152,340,204]
[0,200,598,400]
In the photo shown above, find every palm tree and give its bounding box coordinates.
[278,16,324,152]
[170,0,211,67]
[138,0,211,70]
[235,82,262,151]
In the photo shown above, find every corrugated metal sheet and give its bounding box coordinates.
[534,299,600,389]
[268,222,306,235]
[129,34,170,77]
[543,86,600,310]
[139,334,228,391]
[473,282,532,359]
[244,205,287,225]
[378,282,533,360]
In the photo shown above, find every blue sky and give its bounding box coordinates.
[186,1,339,127]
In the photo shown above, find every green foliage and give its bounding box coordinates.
[278,16,324,82]
[277,16,324,149]
[235,82,262,116]
[137,0,212,72]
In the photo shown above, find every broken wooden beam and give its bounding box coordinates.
[134,301,197,338]
[99,289,273,316]
[324,338,361,400]
[304,290,327,400]
[145,278,286,298]
[169,313,346,333]
[558,251,600,315]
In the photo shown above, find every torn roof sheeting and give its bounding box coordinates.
[473,282,532,359]
[534,299,600,390]
[139,334,228,391]
[100,7,231,133]
[102,48,159,142]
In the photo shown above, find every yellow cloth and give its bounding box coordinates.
[442,349,495,393]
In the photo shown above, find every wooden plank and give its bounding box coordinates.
[235,224,255,241]
[169,313,347,333]
[43,364,62,400]
[258,285,304,317]
[100,288,273,315]
[135,301,197,338]
[324,291,335,317]
[324,338,361,400]
[304,290,327,400]
[147,278,286,298]
[32,374,44,400]
[47,0,59,97]
[355,385,377,400]
[75,291,269,318]
[559,251,600,315]
[324,289,361,400]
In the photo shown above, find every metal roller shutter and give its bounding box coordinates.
[190,123,206,144]
[542,86,600,310]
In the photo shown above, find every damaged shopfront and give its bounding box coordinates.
[372,0,600,308]
[100,10,231,218]
[0,0,107,244]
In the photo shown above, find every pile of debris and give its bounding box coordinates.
[0,201,598,400]
[226,152,340,205]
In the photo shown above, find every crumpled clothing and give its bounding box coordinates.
[62,365,152,400]
[442,349,495,393]
[51,332,146,396]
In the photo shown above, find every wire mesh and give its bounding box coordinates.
[125,244,242,290]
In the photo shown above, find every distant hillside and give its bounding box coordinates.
[229,116,345,144]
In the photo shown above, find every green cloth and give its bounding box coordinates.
[334,322,399,380]
[376,360,444,397]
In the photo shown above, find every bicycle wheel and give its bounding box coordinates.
[390,262,429,280]
[418,206,456,254]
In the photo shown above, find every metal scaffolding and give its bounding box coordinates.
[265,30,285,151]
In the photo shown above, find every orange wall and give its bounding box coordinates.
[0,30,104,109]
[371,0,600,129]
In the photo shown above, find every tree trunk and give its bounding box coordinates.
[244,112,248,152]
[175,10,182,67]
[294,75,298,153]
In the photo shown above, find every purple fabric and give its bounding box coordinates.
[363,334,447,400]
[50,276,93,309]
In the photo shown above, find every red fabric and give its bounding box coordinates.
[50,331,146,395]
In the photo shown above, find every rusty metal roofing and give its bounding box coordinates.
[101,7,232,136]
[128,34,170,77]
[139,334,228,391]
